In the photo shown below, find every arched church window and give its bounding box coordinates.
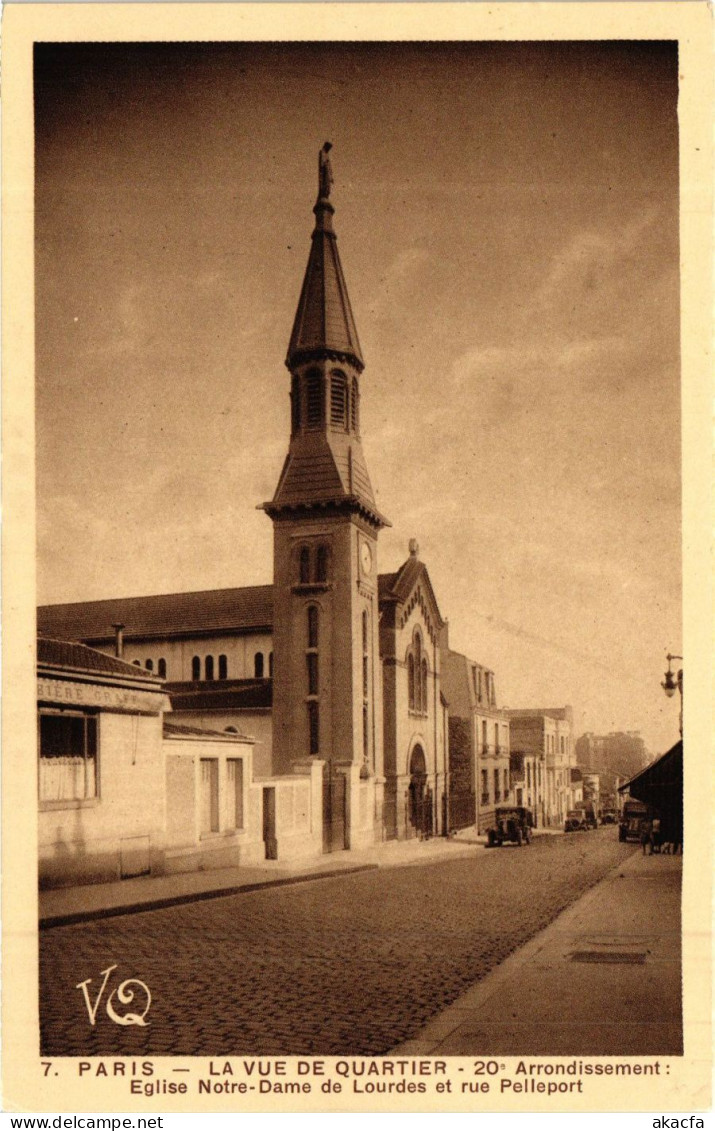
[408,654,415,711]
[351,377,359,433]
[299,545,311,585]
[414,632,423,712]
[307,651,318,696]
[363,704,369,762]
[316,543,330,583]
[305,370,323,428]
[205,655,214,681]
[145,659,154,672]
[307,605,319,649]
[158,658,167,679]
[421,659,428,714]
[291,374,301,433]
[307,700,319,756]
[192,656,201,681]
[254,652,264,678]
[306,605,320,756]
[330,371,348,428]
[218,654,227,680]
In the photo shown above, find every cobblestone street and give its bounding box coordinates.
[40,829,636,1056]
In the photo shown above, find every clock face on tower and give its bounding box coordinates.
[360,540,373,576]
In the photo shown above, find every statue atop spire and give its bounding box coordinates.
[318,141,334,200]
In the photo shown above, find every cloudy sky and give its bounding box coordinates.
[34,41,681,754]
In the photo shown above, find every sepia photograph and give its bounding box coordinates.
[2,5,711,1114]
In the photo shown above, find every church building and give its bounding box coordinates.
[38,146,452,866]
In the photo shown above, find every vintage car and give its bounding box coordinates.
[600,808,618,825]
[564,808,590,832]
[486,805,534,847]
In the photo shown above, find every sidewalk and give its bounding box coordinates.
[39,833,482,928]
[390,850,683,1056]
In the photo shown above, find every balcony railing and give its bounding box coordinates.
[481,744,509,758]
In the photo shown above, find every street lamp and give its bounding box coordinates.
[661,653,683,737]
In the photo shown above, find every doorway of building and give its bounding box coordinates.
[200,758,219,835]
[262,787,277,860]
[407,745,432,838]
[322,763,347,853]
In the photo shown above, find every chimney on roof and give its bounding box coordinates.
[111,623,125,658]
[409,538,419,558]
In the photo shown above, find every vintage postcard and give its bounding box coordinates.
[2,2,712,1117]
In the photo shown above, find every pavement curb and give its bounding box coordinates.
[39,862,379,930]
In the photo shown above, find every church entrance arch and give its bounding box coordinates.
[407,745,432,839]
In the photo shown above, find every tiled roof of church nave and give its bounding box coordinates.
[37,585,275,643]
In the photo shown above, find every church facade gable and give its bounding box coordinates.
[380,547,448,842]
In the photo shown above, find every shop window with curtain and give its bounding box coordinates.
[39,711,98,803]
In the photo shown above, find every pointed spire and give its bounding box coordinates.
[286,143,364,371]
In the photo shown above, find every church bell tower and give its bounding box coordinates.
[264,145,388,809]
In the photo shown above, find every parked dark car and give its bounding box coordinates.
[564,808,590,832]
[486,805,534,847]
[600,808,618,825]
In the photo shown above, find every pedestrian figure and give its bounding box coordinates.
[640,817,652,855]
[650,817,662,855]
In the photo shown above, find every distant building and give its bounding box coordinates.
[575,731,650,782]
[575,731,651,815]
[509,748,544,824]
[504,707,575,827]
[441,643,510,833]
